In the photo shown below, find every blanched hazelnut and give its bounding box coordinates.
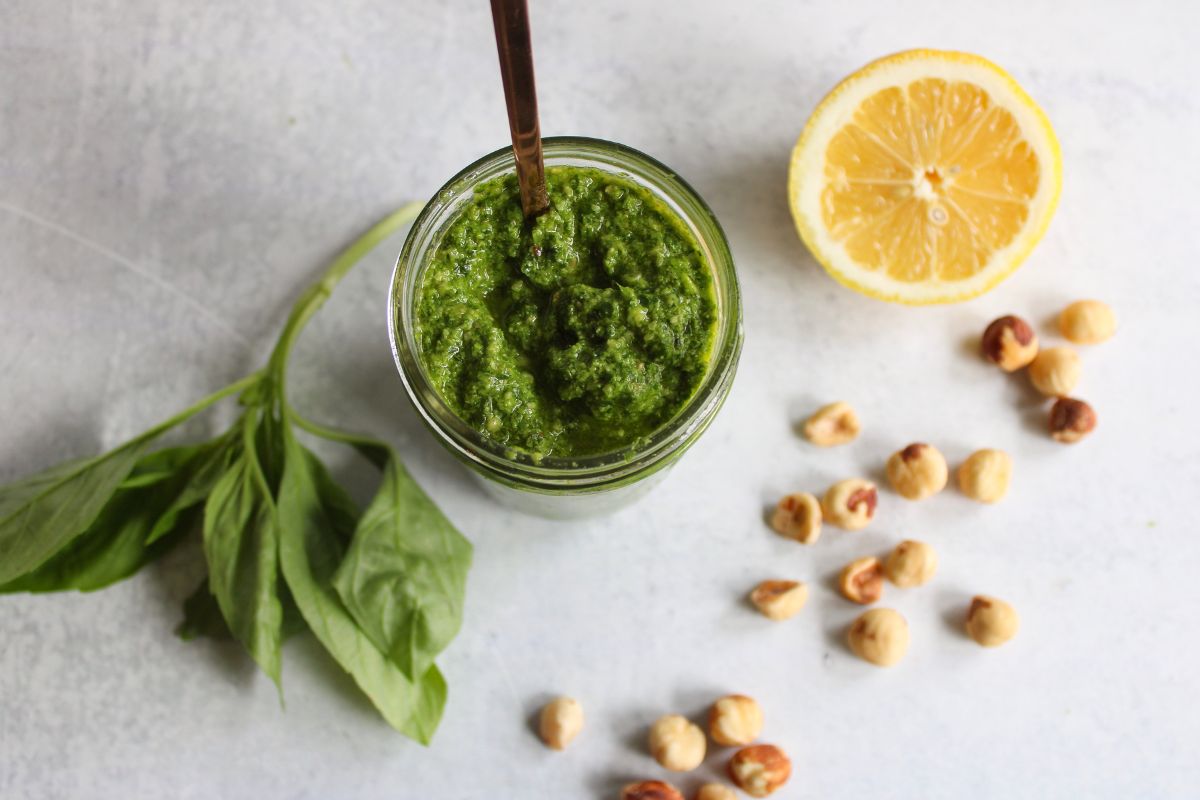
[838,556,884,604]
[885,443,948,500]
[749,580,808,621]
[822,478,877,530]
[981,315,1039,371]
[965,595,1019,647]
[846,608,909,666]
[728,744,792,797]
[621,781,685,800]
[802,401,861,446]
[695,784,737,800]
[957,449,1012,503]
[649,714,706,772]
[1059,300,1116,344]
[708,694,764,747]
[1028,346,1081,396]
[769,492,822,544]
[1049,397,1097,443]
[884,540,938,588]
[538,696,583,750]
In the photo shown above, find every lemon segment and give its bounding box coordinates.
[789,50,1062,304]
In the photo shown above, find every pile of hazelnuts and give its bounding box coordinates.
[760,398,1023,673]
[534,303,1117,800]
[981,299,1116,443]
[537,693,791,800]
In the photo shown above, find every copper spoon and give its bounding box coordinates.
[490,0,550,218]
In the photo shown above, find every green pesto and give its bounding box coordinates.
[414,166,717,458]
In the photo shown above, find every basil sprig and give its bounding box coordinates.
[0,203,471,744]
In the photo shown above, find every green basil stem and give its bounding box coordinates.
[133,372,263,447]
[290,411,388,470]
[290,411,376,449]
[268,201,424,386]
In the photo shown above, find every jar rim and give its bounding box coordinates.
[388,136,743,491]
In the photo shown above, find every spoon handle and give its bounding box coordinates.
[490,0,549,218]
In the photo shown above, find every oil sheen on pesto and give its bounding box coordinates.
[414,166,717,458]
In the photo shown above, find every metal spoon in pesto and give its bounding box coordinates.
[490,0,550,218]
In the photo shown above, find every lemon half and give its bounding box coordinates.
[789,49,1062,304]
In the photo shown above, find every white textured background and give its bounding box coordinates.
[2,1,1198,798]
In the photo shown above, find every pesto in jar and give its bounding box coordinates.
[414,166,717,458]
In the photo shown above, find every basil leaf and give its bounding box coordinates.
[0,442,219,592]
[0,443,150,584]
[254,400,287,496]
[178,575,307,643]
[331,445,472,681]
[118,444,206,489]
[277,429,446,743]
[0,375,260,586]
[0,495,196,595]
[202,412,283,687]
[176,577,231,641]
[178,570,307,643]
[145,435,238,545]
[278,581,309,640]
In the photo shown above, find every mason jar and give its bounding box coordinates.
[388,137,742,518]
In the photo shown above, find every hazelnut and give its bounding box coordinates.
[769,492,822,544]
[822,478,878,530]
[802,401,861,446]
[965,595,1019,647]
[1059,300,1116,344]
[981,315,1039,371]
[885,443,948,500]
[1049,397,1097,443]
[1028,346,1081,396]
[708,694,764,747]
[957,449,1012,504]
[846,608,909,666]
[728,744,792,797]
[695,784,738,800]
[538,696,583,750]
[648,714,706,772]
[749,580,808,621]
[838,556,885,604]
[621,781,685,800]
[884,540,938,588]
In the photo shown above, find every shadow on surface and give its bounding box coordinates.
[143,533,260,689]
[692,144,822,284]
[937,589,974,640]
[284,632,391,723]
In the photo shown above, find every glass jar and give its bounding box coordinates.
[388,137,743,518]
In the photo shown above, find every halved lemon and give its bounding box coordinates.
[788,50,1062,304]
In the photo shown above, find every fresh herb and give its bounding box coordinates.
[0,202,471,744]
[177,576,232,641]
[0,443,214,593]
[276,426,448,741]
